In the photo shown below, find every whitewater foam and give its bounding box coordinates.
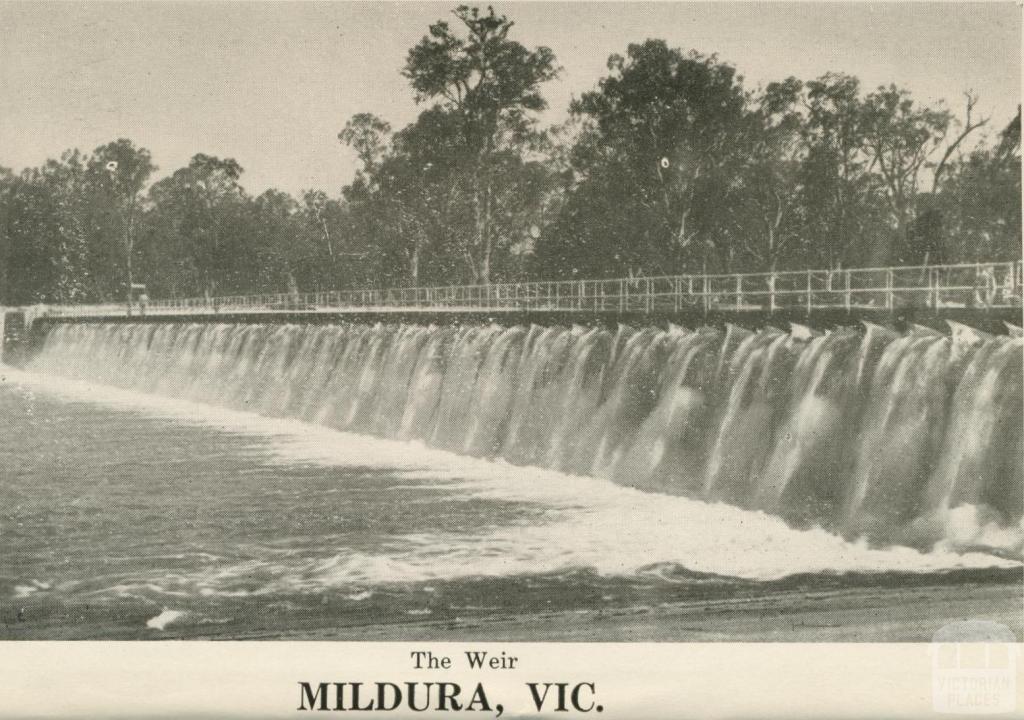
[2,365,1017,592]
[146,609,186,630]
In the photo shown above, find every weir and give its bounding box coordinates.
[19,317,1024,552]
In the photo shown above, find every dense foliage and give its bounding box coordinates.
[0,6,1019,305]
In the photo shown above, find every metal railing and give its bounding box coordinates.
[42,260,1024,319]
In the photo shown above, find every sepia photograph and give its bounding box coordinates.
[0,0,1021,664]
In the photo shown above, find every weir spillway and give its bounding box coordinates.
[21,318,1024,552]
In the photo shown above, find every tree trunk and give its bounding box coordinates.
[124,197,137,315]
[472,180,493,286]
[480,181,493,285]
[0,225,7,306]
[480,250,490,286]
[126,243,133,316]
[410,240,420,285]
[319,216,334,262]
[472,183,485,283]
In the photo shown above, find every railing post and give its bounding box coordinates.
[702,274,709,315]
[736,276,742,311]
[645,278,652,314]
[886,269,894,311]
[806,271,812,314]
[619,279,625,313]
[844,270,851,312]
[769,273,776,313]
[1012,260,1021,307]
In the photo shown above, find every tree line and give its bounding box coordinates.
[1,5,1019,306]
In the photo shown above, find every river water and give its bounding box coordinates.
[1,320,1021,639]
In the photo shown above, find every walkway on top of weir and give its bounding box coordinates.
[37,260,1024,325]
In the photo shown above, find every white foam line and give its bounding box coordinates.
[145,609,185,630]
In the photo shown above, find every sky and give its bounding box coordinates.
[1,2,1020,197]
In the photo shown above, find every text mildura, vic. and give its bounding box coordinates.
[297,650,602,715]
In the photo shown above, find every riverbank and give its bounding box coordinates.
[4,569,1019,641]
[244,577,1024,642]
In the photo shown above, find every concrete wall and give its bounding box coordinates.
[36,305,1024,335]
[2,309,49,367]
[2,309,27,366]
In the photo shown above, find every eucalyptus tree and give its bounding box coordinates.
[0,166,74,303]
[298,190,363,290]
[557,40,750,276]
[15,151,94,303]
[144,154,250,297]
[860,85,953,244]
[402,5,559,284]
[0,166,12,303]
[938,108,1021,262]
[252,189,302,293]
[727,78,807,272]
[87,139,155,306]
[794,73,889,269]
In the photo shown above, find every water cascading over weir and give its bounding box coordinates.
[22,319,1024,551]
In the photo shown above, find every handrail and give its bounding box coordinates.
[41,260,1024,319]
